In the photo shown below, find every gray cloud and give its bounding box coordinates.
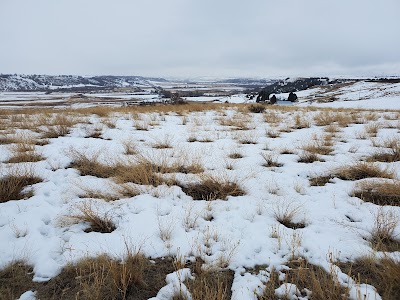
[1,0,399,78]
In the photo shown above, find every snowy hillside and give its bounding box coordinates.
[0,74,167,92]
[0,103,399,299]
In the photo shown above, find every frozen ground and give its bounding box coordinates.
[0,102,399,299]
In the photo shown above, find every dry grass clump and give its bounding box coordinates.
[301,138,333,156]
[293,114,311,129]
[68,151,116,178]
[309,175,332,186]
[248,104,265,113]
[228,151,243,159]
[265,128,281,138]
[121,138,138,155]
[78,183,140,201]
[261,152,283,168]
[338,256,400,300]
[0,134,17,145]
[273,203,305,229]
[369,208,400,252]
[324,124,341,134]
[7,142,44,163]
[175,259,234,300]
[151,135,173,149]
[263,111,280,124]
[334,162,394,181]
[0,261,36,300]
[39,114,78,138]
[258,260,349,300]
[0,168,42,203]
[179,174,245,201]
[352,180,400,206]
[368,138,400,162]
[63,200,116,233]
[298,151,324,163]
[313,112,340,126]
[310,163,394,187]
[70,151,201,186]
[37,254,175,300]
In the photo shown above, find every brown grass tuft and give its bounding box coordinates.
[0,261,36,300]
[64,200,116,233]
[0,168,41,203]
[248,104,265,113]
[369,208,400,252]
[37,254,175,300]
[298,152,324,163]
[352,180,400,206]
[258,260,349,300]
[179,174,245,200]
[175,258,234,300]
[334,162,394,181]
[338,256,400,300]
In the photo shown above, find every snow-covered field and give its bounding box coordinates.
[0,102,399,299]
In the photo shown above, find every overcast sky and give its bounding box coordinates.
[1,0,399,78]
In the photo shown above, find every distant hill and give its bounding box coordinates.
[0,74,167,92]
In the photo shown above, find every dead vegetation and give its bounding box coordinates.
[310,162,394,186]
[352,180,400,206]
[0,261,36,300]
[175,258,234,300]
[338,256,400,300]
[62,200,116,233]
[0,168,42,203]
[36,254,175,300]
[258,259,349,300]
[179,174,245,200]
[334,162,394,181]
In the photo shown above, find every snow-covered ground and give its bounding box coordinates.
[0,103,399,299]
